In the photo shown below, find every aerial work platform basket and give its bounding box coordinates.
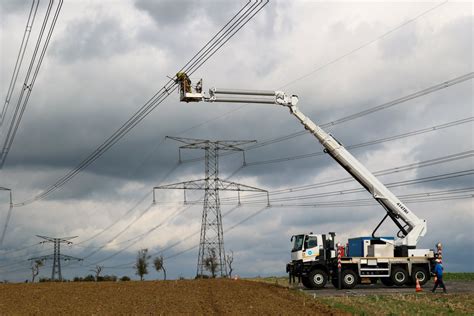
[176,72,203,102]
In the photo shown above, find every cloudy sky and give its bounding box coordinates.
[0,0,472,281]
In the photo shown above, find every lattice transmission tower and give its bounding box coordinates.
[153,137,269,278]
[29,235,82,281]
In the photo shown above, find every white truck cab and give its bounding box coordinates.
[291,234,323,262]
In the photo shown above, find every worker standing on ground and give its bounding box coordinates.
[431,259,447,293]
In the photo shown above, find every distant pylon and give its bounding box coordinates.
[153,137,269,278]
[29,235,82,281]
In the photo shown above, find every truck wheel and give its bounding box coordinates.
[308,269,327,289]
[412,267,429,286]
[341,270,358,289]
[301,277,313,289]
[391,267,408,286]
[381,277,394,286]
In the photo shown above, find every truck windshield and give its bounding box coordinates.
[292,235,305,252]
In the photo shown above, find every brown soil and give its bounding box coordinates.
[0,279,341,315]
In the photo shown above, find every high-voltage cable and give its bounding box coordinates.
[0,0,63,169]
[154,169,473,207]
[0,0,40,127]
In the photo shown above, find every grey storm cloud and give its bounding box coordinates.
[134,0,263,29]
[0,0,472,281]
[134,0,197,27]
[50,16,132,62]
[0,0,30,15]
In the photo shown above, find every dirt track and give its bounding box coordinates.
[301,280,474,297]
[0,279,340,315]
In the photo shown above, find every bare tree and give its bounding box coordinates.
[153,256,167,280]
[134,248,151,281]
[204,248,218,278]
[90,265,103,282]
[226,250,234,278]
[31,260,43,283]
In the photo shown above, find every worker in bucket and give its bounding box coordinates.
[431,259,447,293]
[176,72,192,93]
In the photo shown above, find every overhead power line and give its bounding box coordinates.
[12,0,269,207]
[255,193,473,209]
[239,171,474,204]
[0,0,40,126]
[247,190,474,208]
[0,0,63,169]
[153,169,474,206]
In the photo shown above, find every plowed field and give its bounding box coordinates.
[0,279,338,315]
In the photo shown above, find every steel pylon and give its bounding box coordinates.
[29,235,82,281]
[153,137,269,278]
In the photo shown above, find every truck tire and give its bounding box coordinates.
[412,267,430,286]
[381,277,394,286]
[308,269,327,289]
[301,277,313,289]
[341,270,358,289]
[391,267,409,286]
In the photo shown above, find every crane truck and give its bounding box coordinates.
[175,73,442,289]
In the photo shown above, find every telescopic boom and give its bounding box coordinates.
[175,74,427,248]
